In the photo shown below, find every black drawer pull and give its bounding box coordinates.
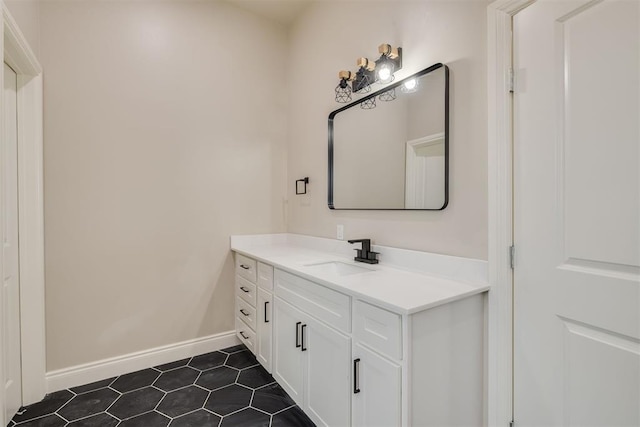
[264,301,270,323]
[301,324,307,351]
[239,331,249,340]
[240,264,250,270]
[353,358,361,394]
[295,322,301,348]
[239,286,250,293]
[240,309,249,316]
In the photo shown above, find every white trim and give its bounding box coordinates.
[405,133,446,209]
[46,331,240,393]
[2,7,41,75]
[487,1,535,426]
[1,2,46,416]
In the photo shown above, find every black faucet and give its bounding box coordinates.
[348,239,379,264]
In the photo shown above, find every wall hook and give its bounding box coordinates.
[296,177,309,195]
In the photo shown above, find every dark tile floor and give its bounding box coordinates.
[8,345,315,427]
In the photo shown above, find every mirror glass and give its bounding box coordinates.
[328,64,448,210]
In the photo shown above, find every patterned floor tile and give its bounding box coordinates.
[219,408,270,427]
[204,384,252,416]
[154,367,200,392]
[12,390,74,423]
[156,386,208,418]
[66,412,119,427]
[107,387,164,419]
[169,409,221,427]
[57,388,119,421]
[9,344,315,427]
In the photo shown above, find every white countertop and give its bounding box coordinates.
[230,234,489,315]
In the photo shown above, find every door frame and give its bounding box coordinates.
[0,3,45,422]
[486,1,535,426]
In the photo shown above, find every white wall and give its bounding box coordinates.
[38,1,288,371]
[3,0,40,59]
[287,1,488,259]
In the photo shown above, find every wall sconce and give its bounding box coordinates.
[335,71,354,103]
[334,43,403,103]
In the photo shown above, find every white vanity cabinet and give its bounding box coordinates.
[233,243,486,427]
[352,342,402,427]
[256,288,272,371]
[352,301,403,427]
[273,270,351,427]
[234,254,273,372]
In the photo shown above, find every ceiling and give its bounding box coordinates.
[224,0,313,25]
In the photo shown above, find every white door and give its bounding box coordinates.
[513,1,639,426]
[3,62,22,422]
[304,314,351,427]
[272,297,305,406]
[352,343,401,427]
[256,288,272,372]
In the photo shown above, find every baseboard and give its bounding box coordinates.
[46,330,239,393]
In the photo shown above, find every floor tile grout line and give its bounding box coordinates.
[204,406,224,418]
[13,411,60,425]
[251,406,273,417]
[104,389,127,415]
[271,403,297,416]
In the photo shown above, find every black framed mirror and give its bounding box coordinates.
[328,63,449,210]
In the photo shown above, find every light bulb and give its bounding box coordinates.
[377,63,394,84]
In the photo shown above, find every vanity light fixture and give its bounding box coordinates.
[335,71,354,103]
[333,43,403,104]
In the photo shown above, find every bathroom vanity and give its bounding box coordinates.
[231,234,488,427]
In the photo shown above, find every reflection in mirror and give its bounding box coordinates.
[328,64,448,210]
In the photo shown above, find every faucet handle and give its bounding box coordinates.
[348,239,371,252]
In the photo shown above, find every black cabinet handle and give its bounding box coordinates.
[353,358,361,393]
[264,301,270,323]
[239,286,250,293]
[240,264,250,270]
[240,331,249,340]
[295,322,301,348]
[301,324,307,351]
[240,309,249,316]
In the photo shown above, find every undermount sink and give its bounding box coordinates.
[304,261,373,276]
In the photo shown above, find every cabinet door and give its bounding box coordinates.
[256,289,273,373]
[305,315,351,427]
[273,297,305,406]
[352,343,402,427]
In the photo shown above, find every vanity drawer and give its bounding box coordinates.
[257,262,274,291]
[275,269,351,334]
[236,317,256,354]
[236,297,256,331]
[236,275,257,307]
[353,300,402,360]
[236,254,257,283]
